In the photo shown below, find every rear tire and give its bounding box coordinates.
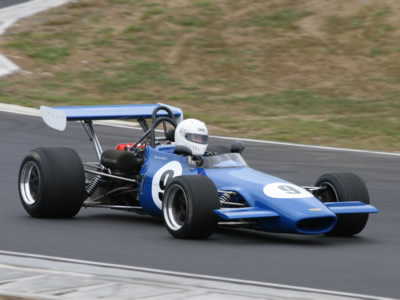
[162,175,220,239]
[315,173,370,236]
[18,147,86,218]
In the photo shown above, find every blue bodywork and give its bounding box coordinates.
[52,104,183,121]
[138,145,378,235]
[41,104,378,236]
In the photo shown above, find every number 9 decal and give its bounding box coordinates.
[263,183,313,199]
[151,161,182,209]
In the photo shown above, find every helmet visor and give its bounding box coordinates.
[185,133,208,144]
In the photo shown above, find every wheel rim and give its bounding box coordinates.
[318,182,338,202]
[164,184,188,231]
[20,161,41,205]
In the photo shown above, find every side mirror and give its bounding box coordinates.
[174,145,192,156]
[231,141,245,154]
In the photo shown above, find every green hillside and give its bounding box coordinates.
[1,0,400,150]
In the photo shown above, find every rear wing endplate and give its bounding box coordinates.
[40,103,183,131]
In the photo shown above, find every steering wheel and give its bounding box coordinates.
[132,106,177,149]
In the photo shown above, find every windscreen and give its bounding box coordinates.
[202,153,248,169]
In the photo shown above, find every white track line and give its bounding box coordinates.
[0,50,19,76]
[0,0,72,77]
[1,103,400,157]
[208,134,400,157]
[0,250,394,300]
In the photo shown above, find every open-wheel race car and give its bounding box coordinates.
[18,104,378,239]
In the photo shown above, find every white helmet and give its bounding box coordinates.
[175,119,208,156]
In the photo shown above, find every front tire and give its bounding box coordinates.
[162,175,220,239]
[315,173,370,236]
[18,147,86,218]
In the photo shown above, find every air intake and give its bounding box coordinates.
[297,217,336,234]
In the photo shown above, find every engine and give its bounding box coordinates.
[101,149,142,173]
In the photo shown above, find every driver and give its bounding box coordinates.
[175,118,208,156]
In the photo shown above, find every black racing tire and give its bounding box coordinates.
[18,147,86,218]
[162,175,220,239]
[315,173,370,236]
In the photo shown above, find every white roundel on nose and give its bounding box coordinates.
[263,183,313,199]
[151,161,183,209]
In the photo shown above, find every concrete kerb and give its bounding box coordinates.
[0,251,395,300]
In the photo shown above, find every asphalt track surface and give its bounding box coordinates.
[1,111,399,299]
[0,0,29,9]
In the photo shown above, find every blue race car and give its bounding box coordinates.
[18,104,378,239]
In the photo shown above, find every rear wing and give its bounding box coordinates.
[40,103,183,131]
